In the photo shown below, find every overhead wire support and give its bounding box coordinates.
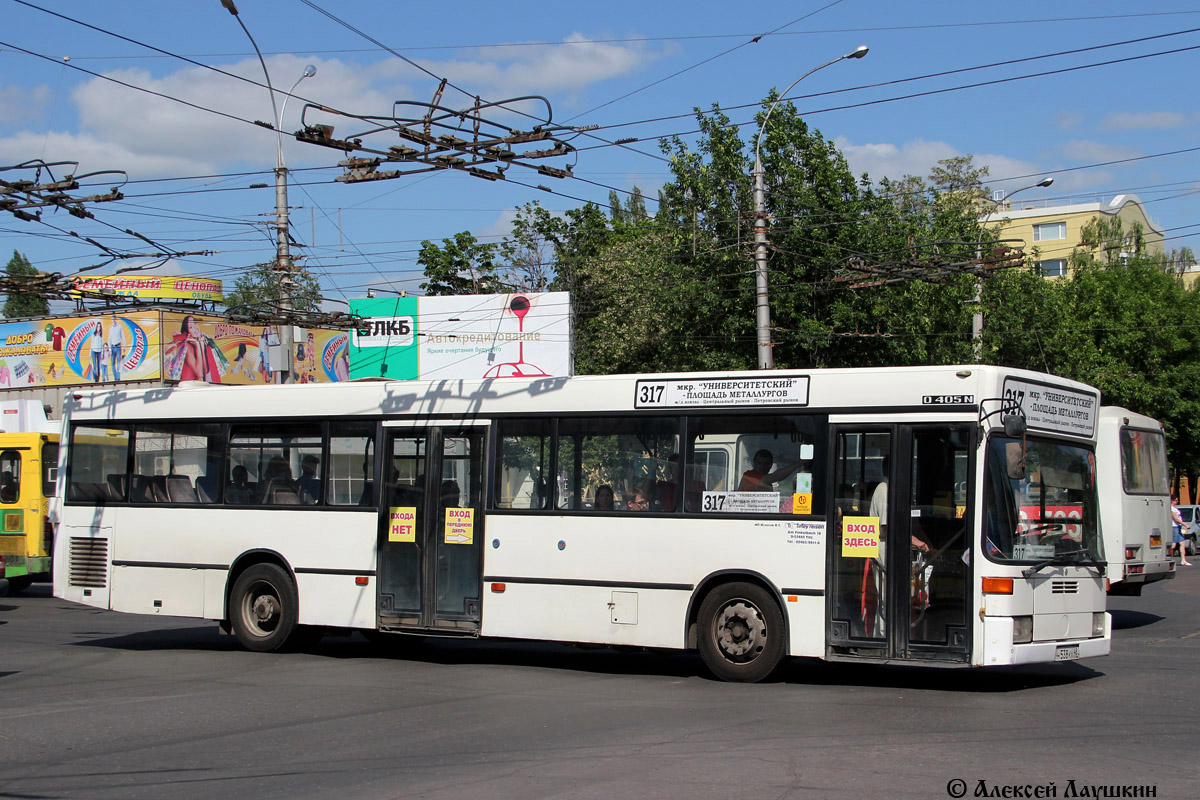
[829,238,1028,290]
[0,159,125,222]
[296,88,577,185]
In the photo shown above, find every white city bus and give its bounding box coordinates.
[53,365,1109,681]
[1097,407,1174,595]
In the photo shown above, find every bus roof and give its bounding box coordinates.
[62,364,1099,435]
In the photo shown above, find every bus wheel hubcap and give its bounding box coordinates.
[251,594,279,627]
[716,601,764,660]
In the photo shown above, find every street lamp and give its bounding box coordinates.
[752,45,868,370]
[971,176,1054,360]
[221,1,316,383]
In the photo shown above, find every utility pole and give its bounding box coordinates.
[222,0,314,383]
[752,45,868,369]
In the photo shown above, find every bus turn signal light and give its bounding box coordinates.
[355,576,368,586]
[491,583,506,593]
[982,577,1013,595]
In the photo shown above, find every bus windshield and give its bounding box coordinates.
[983,435,1102,564]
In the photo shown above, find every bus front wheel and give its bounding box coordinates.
[229,564,299,652]
[697,582,786,682]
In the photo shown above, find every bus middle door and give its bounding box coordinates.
[827,424,972,662]
[378,426,486,633]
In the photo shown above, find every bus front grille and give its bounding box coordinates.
[69,537,109,588]
[1050,580,1079,594]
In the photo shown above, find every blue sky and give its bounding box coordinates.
[2,0,1198,311]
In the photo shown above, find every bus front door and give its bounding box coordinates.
[828,424,973,663]
[377,427,486,634]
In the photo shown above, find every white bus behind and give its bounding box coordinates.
[1097,407,1174,595]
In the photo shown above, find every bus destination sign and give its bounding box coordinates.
[634,375,810,409]
[1002,377,1098,438]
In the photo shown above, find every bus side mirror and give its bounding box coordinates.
[1002,414,1027,437]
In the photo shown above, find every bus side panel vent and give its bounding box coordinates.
[69,537,109,588]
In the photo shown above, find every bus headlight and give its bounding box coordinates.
[1092,613,1106,638]
[1013,615,1033,644]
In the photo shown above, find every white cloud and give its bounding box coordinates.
[478,208,518,239]
[834,137,1039,188]
[1053,112,1084,131]
[1060,140,1140,163]
[1101,111,1192,131]
[409,34,664,98]
[0,56,413,179]
[834,137,956,182]
[0,130,206,177]
[0,84,51,129]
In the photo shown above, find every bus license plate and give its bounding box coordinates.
[1054,645,1079,662]
[1150,534,1162,547]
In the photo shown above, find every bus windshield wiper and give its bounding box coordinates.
[1018,522,1064,538]
[1022,548,1095,577]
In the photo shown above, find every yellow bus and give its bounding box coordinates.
[0,402,60,595]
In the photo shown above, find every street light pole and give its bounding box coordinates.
[221,1,315,383]
[972,176,1054,360]
[752,45,868,370]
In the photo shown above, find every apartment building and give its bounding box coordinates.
[986,193,1165,278]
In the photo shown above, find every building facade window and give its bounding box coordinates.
[1039,259,1067,277]
[1032,222,1067,242]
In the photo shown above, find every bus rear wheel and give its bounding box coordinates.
[697,582,786,682]
[229,564,298,652]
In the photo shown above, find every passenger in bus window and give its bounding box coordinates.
[298,455,320,504]
[265,456,292,483]
[259,456,295,503]
[227,465,254,504]
[626,489,650,511]
[737,449,804,492]
[594,485,614,511]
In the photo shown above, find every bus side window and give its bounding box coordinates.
[67,426,129,504]
[0,450,20,504]
[328,424,376,507]
[495,419,552,510]
[685,414,828,516]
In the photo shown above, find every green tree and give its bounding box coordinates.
[223,263,323,314]
[499,202,564,293]
[418,232,502,296]
[3,250,50,318]
[1075,216,1147,266]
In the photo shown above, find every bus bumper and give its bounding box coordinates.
[1010,635,1110,665]
[982,614,1111,665]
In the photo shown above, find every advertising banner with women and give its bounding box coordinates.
[159,313,348,385]
[0,313,161,387]
[0,312,350,389]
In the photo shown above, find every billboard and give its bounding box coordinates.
[348,292,571,381]
[72,276,223,302]
[0,312,350,388]
[160,313,349,385]
[0,312,162,387]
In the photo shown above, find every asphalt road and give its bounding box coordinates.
[1,568,1198,800]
